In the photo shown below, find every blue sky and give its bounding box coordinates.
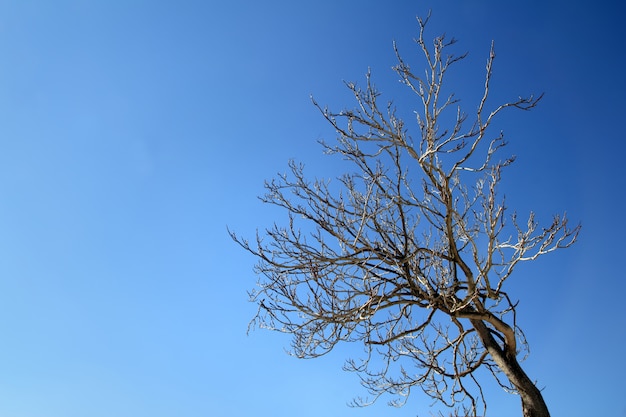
[0,1,624,416]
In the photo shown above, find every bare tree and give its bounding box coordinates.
[231,14,579,417]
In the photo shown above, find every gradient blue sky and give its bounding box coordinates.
[0,1,624,416]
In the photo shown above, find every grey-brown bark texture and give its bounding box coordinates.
[231,15,579,417]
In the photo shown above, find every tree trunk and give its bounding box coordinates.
[470,319,551,417]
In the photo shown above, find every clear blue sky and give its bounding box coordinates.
[0,1,624,416]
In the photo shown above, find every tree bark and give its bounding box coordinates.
[470,319,550,417]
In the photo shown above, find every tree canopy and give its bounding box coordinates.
[232,14,579,417]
